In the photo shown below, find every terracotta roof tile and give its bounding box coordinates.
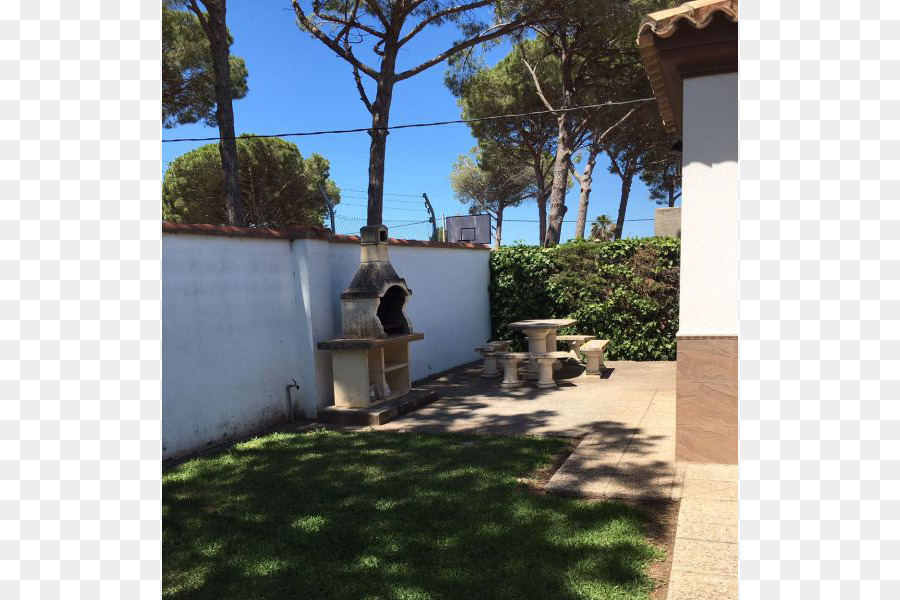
[638,0,737,40]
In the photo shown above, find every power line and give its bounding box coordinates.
[504,218,655,223]
[161,98,655,143]
[337,203,427,213]
[339,194,424,206]
[341,188,422,199]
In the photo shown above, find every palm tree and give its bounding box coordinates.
[590,215,616,242]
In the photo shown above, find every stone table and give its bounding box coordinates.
[508,319,577,375]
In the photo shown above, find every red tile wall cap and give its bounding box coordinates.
[162,222,490,250]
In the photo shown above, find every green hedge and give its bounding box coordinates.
[489,238,680,361]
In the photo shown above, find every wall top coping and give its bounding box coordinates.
[162,222,491,251]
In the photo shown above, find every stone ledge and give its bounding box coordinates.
[317,332,424,351]
[317,388,438,426]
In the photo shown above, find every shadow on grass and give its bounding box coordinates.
[163,431,662,600]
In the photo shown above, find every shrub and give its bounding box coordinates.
[489,238,680,360]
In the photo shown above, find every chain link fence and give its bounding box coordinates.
[332,214,436,240]
[329,188,438,241]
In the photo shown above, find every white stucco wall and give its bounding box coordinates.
[678,72,739,336]
[163,232,491,458]
[162,235,309,459]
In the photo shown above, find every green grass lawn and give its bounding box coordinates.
[163,430,662,600]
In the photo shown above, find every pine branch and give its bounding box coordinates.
[293,0,379,79]
[395,10,538,82]
[521,56,556,112]
[397,1,492,48]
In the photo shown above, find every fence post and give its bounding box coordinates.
[422,193,438,242]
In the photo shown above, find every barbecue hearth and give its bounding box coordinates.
[318,225,424,408]
[339,225,413,339]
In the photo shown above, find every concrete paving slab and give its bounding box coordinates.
[667,571,738,600]
[678,498,738,525]
[674,520,739,544]
[677,498,739,525]
[684,463,739,482]
[676,478,738,501]
[604,475,680,501]
[379,361,675,441]
[671,538,738,577]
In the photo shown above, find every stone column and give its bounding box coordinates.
[567,340,584,362]
[535,356,557,389]
[582,349,605,377]
[545,331,562,371]
[498,357,523,388]
[477,350,500,377]
[524,330,548,376]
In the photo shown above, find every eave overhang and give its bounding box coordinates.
[637,0,739,133]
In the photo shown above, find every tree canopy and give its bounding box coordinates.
[449,1,671,245]
[589,214,615,241]
[639,137,682,207]
[163,136,341,228]
[292,0,544,227]
[162,4,249,128]
[450,144,535,247]
[448,39,557,243]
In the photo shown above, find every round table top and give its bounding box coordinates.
[508,318,577,330]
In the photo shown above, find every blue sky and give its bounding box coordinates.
[162,2,676,243]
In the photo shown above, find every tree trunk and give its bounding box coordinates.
[614,171,634,240]
[544,113,573,246]
[668,182,676,207]
[201,1,244,227]
[573,151,597,240]
[495,204,503,249]
[366,78,394,227]
[532,153,547,245]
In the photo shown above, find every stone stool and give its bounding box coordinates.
[580,340,610,377]
[555,334,596,363]
[531,351,570,388]
[474,340,511,378]
[493,352,530,388]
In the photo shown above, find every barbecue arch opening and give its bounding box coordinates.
[377,285,410,335]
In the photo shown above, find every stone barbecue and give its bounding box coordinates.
[317,225,424,408]
[339,225,413,338]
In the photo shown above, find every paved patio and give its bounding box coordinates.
[381,360,679,499]
[377,359,737,600]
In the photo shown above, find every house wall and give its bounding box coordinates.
[676,72,739,464]
[679,73,739,336]
[162,228,491,459]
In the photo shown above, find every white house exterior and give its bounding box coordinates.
[638,0,738,463]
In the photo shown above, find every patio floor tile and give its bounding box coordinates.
[667,571,738,600]
[670,538,738,577]
[684,462,739,482]
[674,519,739,544]
[676,477,738,501]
